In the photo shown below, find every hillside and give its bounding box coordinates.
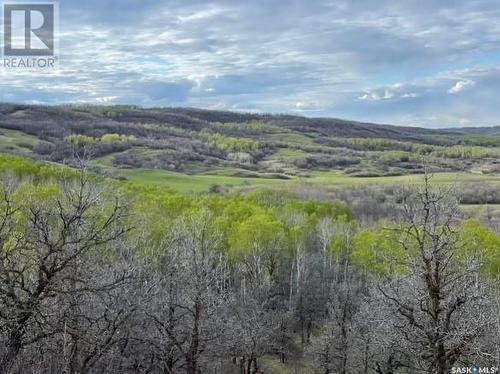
[1,103,500,192]
[1,104,500,374]
[447,125,500,135]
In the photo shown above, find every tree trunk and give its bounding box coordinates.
[0,330,22,374]
[240,357,245,374]
[186,299,201,374]
[340,307,348,374]
[246,357,253,374]
[253,357,259,372]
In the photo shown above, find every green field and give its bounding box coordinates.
[0,129,37,155]
[117,168,290,192]
[306,170,500,186]
[114,167,500,193]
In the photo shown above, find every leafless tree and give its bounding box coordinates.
[0,171,130,373]
[378,175,497,373]
[140,211,230,374]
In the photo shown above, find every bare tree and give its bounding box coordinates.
[0,171,129,373]
[142,211,230,374]
[378,175,496,373]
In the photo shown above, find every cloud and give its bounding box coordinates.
[294,101,321,112]
[343,65,500,127]
[2,0,500,127]
[458,118,472,126]
[447,80,475,94]
[359,83,419,101]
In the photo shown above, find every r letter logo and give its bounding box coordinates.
[4,3,55,56]
[2,2,58,69]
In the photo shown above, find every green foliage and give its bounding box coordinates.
[211,120,282,135]
[343,137,500,160]
[101,133,136,143]
[381,150,412,162]
[123,181,352,270]
[459,219,500,276]
[199,130,259,152]
[282,199,351,222]
[246,188,297,207]
[431,145,499,159]
[342,137,433,154]
[425,134,500,147]
[0,178,121,261]
[347,220,500,277]
[0,153,77,181]
[4,104,500,184]
[64,133,135,146]
[228,211,286,261]
[350,228,406,275]
[3,154,499,279]
[124,184,193,251]
[64,134,96,145]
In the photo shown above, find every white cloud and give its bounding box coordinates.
[1,0,500,127]
[458,118,471,126]
[176,6,228,23]
[359,83,419,101]
[447,80,475,94]
[294,101,320,111]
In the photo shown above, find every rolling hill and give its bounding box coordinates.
[1,103,500,192]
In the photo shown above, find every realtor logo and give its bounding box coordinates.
[3,2,55,56]
[2,1,58,68]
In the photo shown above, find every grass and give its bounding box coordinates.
[0,128,38,145]
[305,170,500,186]
[92,153,118,166]
[265,132,315,145]
[115,167,500,193]
[0,129,38,155]
[116,168,289,193]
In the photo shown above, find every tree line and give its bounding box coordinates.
[0,165,499,373]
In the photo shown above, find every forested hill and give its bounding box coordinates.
[1,103,500,373]
[0,102,447,140]
[1,103,500,188]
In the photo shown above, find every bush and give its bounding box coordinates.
[64,134,95,145]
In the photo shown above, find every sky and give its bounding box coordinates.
[1,0,500,128]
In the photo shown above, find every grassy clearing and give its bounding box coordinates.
[92,153,118,166]
[0,128,39,145]
[306,170,500,186]
[115,167,500,193]
[116,168,288,193]
[0,128,38,155]
[265,132,315,145]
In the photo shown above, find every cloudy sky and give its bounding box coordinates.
[1,0,500,128]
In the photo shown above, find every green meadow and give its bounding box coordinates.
[112,167,500,193]
[116,168,290,192]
